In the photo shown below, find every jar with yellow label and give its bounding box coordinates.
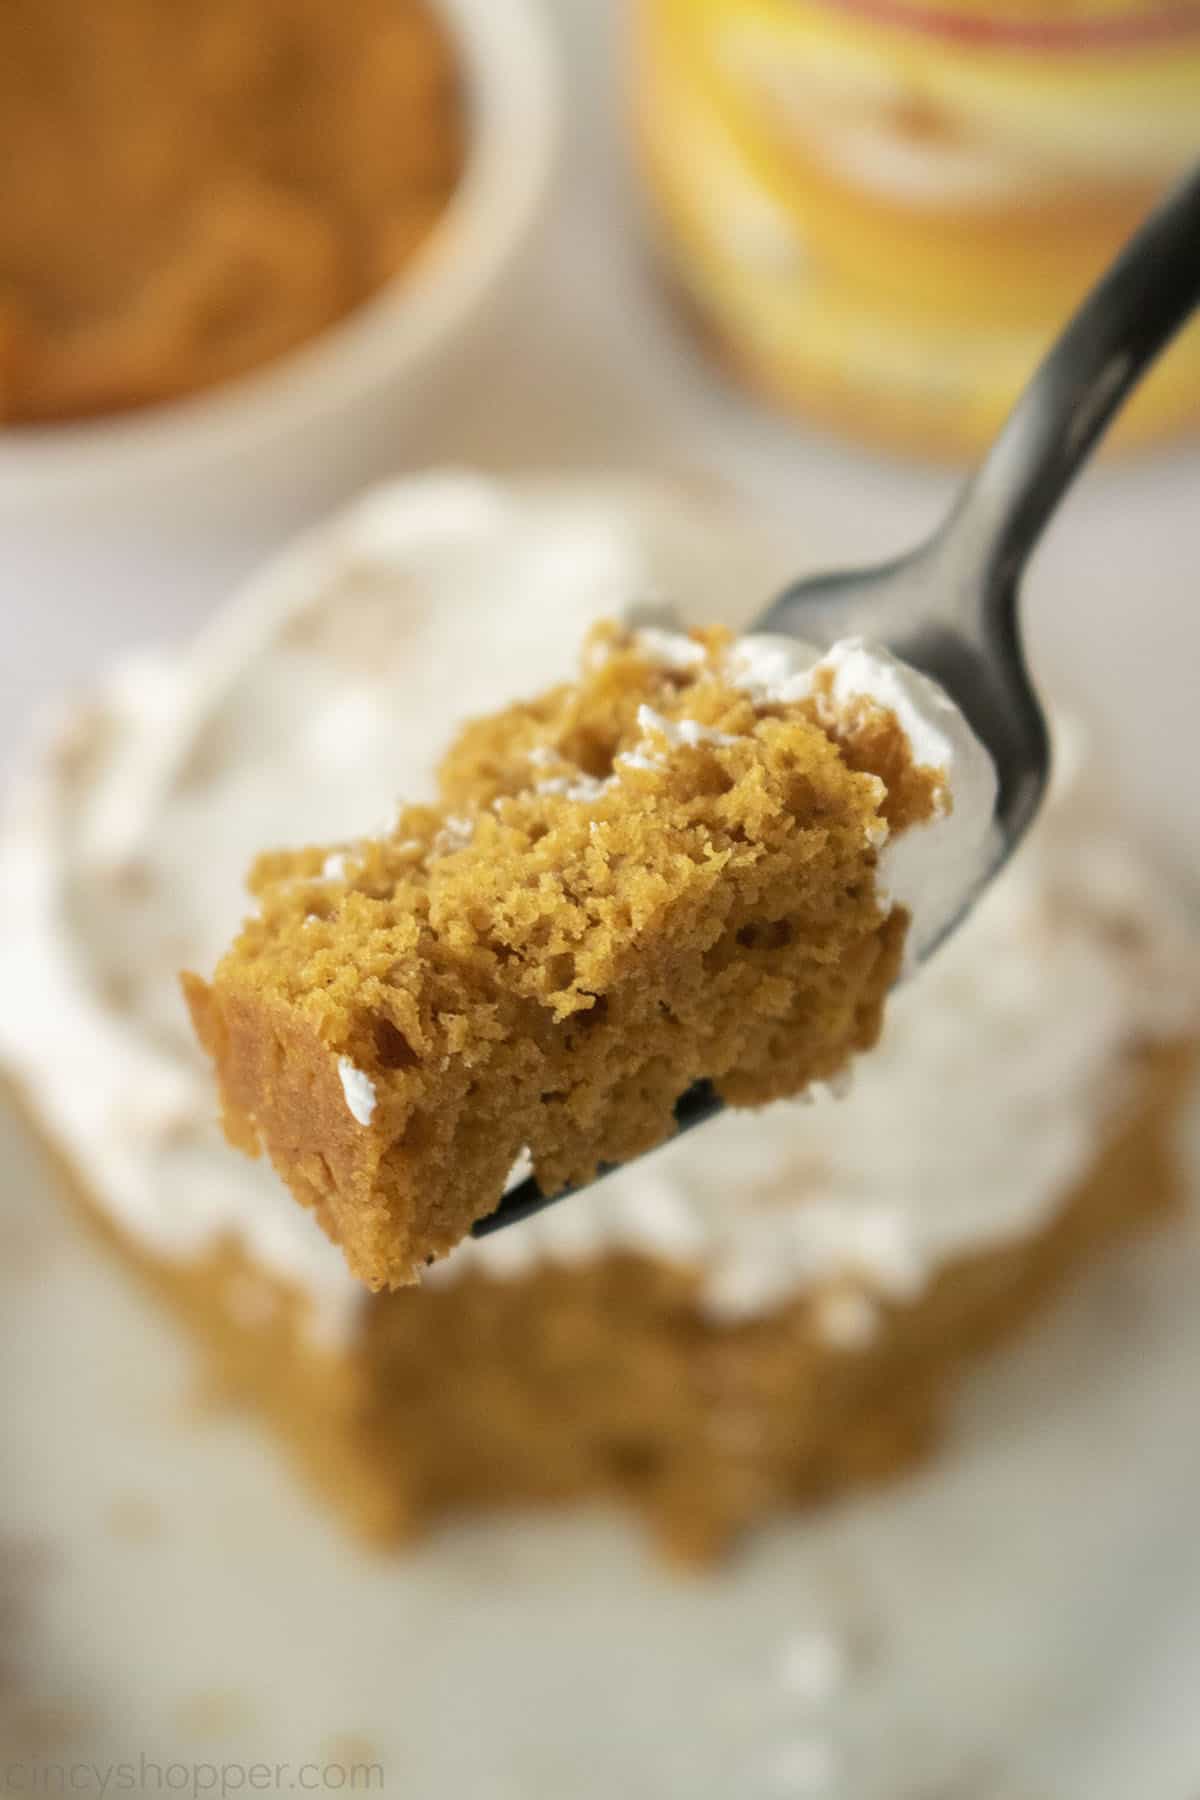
[632,0,1200,458]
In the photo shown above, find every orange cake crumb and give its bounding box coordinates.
[4,475,1196,1565]
[186,624,943,1289]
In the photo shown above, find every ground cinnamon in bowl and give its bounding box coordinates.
[0,0,465,424]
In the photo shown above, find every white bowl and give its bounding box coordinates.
[0,0,559,521]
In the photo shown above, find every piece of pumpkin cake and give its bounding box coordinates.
[1,475,1194,1563]
[186,614,996,1288]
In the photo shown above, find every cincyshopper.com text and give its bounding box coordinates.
[3,1758,384,1797]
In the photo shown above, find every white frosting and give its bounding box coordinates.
[721,631,998,961]
[337,1058,377,1127]
[0,474,1192,1347]
[631,628,706,671]
[610,698,744,774]
[436,814,475,852]
[534,773,610,802]
[506,619,991,949]
[503,1147,534,1194]
[636,702,738,751]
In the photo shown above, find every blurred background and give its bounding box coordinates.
[2,1,1199,1795]
[3,0,1198,871]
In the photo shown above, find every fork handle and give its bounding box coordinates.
[945,160,1200,599]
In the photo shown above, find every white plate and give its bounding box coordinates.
[3,1094,1198,1799]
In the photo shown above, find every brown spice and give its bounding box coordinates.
[0,0,465,423]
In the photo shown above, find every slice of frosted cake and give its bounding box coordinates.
[2,475,1195,1561]
[186,613,994,1287]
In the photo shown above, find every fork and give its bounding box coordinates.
[476,159,1200,1239]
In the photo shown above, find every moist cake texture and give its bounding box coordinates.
[1,475,1195,1560]
[187,616,992,1288]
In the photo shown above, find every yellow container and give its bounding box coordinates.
[632,0,1200,458]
